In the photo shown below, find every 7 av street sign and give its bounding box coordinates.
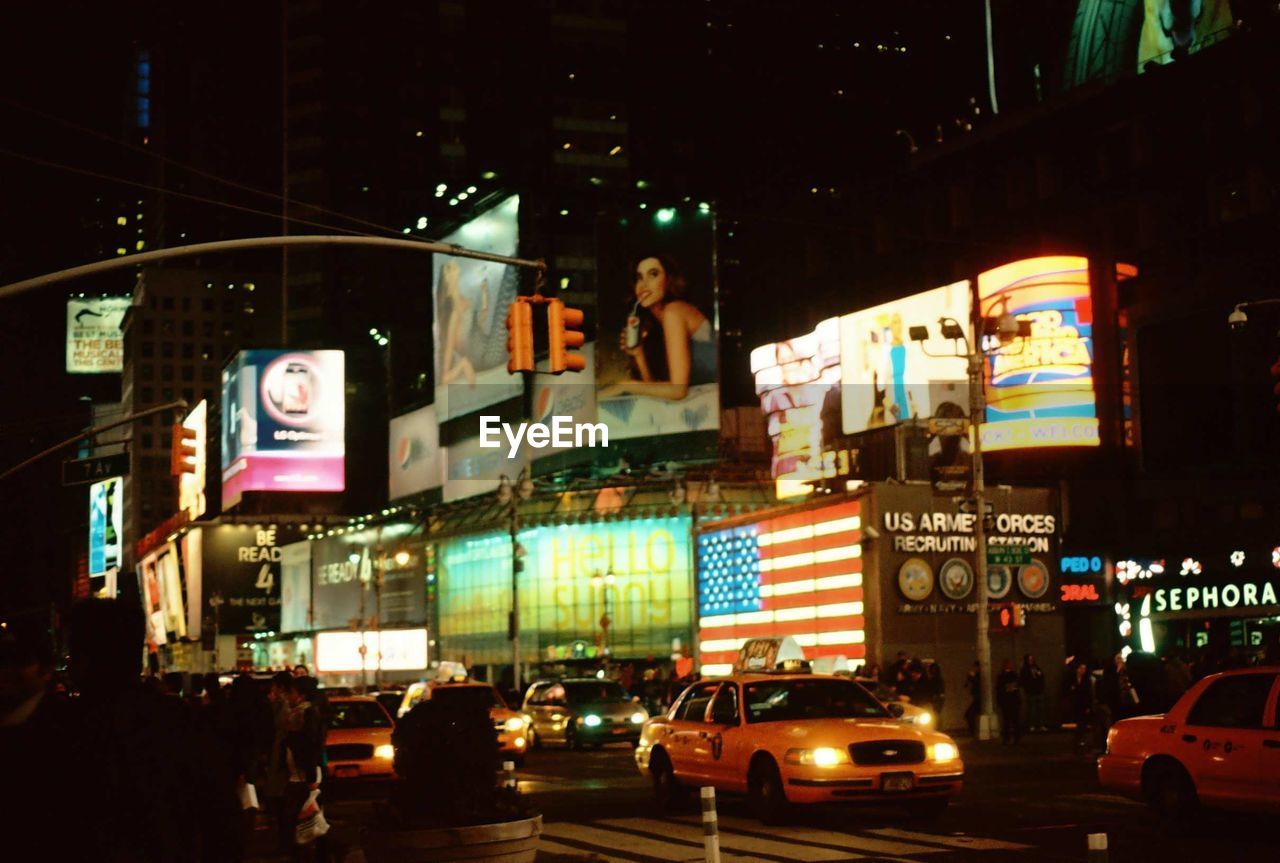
[62,452,130,486]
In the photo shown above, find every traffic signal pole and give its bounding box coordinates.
[969,351,997,741]
[0,400,189,483]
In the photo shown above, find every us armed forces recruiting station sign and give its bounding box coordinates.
[201,524,301,633]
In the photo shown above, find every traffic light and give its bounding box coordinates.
[547,298,586,374]
[506,298,534,373]
[1271,355,1280,413]
[990,603,1026,632]
[170,423,198,476]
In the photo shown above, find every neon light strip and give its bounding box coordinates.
[759,544,861,572]
[701,628,867,655]
[757,572,862,597]
[700,601,864,630]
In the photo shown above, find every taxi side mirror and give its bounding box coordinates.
[886,702,905,718]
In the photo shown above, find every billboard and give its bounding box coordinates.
[88,477,123,576]
[220,349,345,508]
[977,256,1108,452]
[839,281,971,436]
[443,430,530,503]
[279,540,312,634]
[200,523,302,634]
[750,318,847,495]
[138,541,185,645]
[389,404,444,500]
[309,530,427,631]
[696,501,866,676]
[66,296,130,373]
[436,517,694,665]
[315,629,429,674]
[594,209,719,442]
[530,343,598,464]
[433,195,523,420]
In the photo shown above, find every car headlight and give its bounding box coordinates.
[582,714,602,727]
[504,716,526,732]
[914,712,934,727]
[784,747,851,767]
[630,711,647,724]
[930,742,959,762]
[374,744,395,760]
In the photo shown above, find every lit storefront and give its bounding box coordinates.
[695,482,1064,729]
[1112,547,1280,661]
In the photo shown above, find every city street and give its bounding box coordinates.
[305,732,1274,863]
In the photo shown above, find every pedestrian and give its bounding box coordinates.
[963,661,980,737]
[1020,654,1047,732]
[925,661,945,719]
[1065,661,1096,753]
[863,662,882,685]
[264,670,297,854]
[996,659,1022,744]
[293,663,310,679]
[900,661,935,713]
[281,675,327,862]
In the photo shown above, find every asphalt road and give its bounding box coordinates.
[301,732,1274,863]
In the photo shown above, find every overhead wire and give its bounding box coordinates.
[0,95,410,239]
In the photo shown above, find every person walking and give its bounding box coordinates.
[996,659,1022,744]
[1020,654,1047,732]
[925,662,945,720]
[963,661,981,737]
[1065,661,1096,754]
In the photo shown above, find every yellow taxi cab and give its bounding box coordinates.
[325,695,396,780]
[635,666,963,823]
[400,678,531,766]
[1098,667,1280,819]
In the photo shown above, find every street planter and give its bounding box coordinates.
[362,813,542,863]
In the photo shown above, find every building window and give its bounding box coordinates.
[141,387,153,402]
[161,296,174,310]
[143,319,154,335]
[141,364,154,381]
[141,432,153,448]
[182,320,194,337]
[181,297,190,312]
[161,365,174,381]
[161,342,174,359]
[161,387,174,400]
[182,388,194,402]
[181,365,193,381]
[201,367,215,382]
[141,341,154,358]
[181,343,193,359]
[202,320,214,337]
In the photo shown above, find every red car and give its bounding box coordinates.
[1098,667,1280,818]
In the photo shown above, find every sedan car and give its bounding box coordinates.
[636,672,963,823]
[523,678,648,749]
[1098,667,1280,819]
[325,696,396,780]
[427,681,532,766]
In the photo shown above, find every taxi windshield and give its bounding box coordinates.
[329,701,392,729]
[743,678,890,723]
[564,681,628,704]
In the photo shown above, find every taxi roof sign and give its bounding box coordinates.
[734,637,806,673]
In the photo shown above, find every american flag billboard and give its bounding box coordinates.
[696,500,865,675]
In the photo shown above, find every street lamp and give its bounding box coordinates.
[1228,299,1280,331]
[591,570,617,655]
[909,312,1020,741]
[208,590,225,672]
[498,469,533,693]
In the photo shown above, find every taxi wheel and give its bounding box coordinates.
[1146,762,1198,823]
[528,726,541,750]
[748,759,790,825]
[566,725,583,751]
[650,750,686,812]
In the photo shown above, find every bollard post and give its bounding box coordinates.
[700,786,721,863]
[502,760,517,791]
[1087,833,1108,863]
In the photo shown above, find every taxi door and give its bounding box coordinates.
[662,681,721,783]
[1257,675,1280,810]
[1178,672,1278,809]
[700,682,751,793]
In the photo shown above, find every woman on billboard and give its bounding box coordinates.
[599,254,715,401]
[438,260,494,387]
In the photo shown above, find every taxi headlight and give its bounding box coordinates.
[930,742,959,763]
[374,744,395,760]
[504,716,526,732]
[914,712,934,727]
[630,711,647,724]
[784,747,851,767]
[582,714,602,727]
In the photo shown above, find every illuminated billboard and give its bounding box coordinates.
[839,281,971,436]
[749,318,848,496]
[696,501,866,676]
[436,517,694,665]
[88,477,123,576]
[530,343,598,464]
[977,256,1113,452]
[221,349,345,508]
[595,208,719,442]
[316,629,429,673]
[66,296,130,373]
[433,195,523,420]
[389,404,444,500]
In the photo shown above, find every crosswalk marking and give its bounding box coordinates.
[693,815,946,857]
[543,822,773,862]
[599,817,868,861]
[538,838,631,863]
[866,828,1031,852]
